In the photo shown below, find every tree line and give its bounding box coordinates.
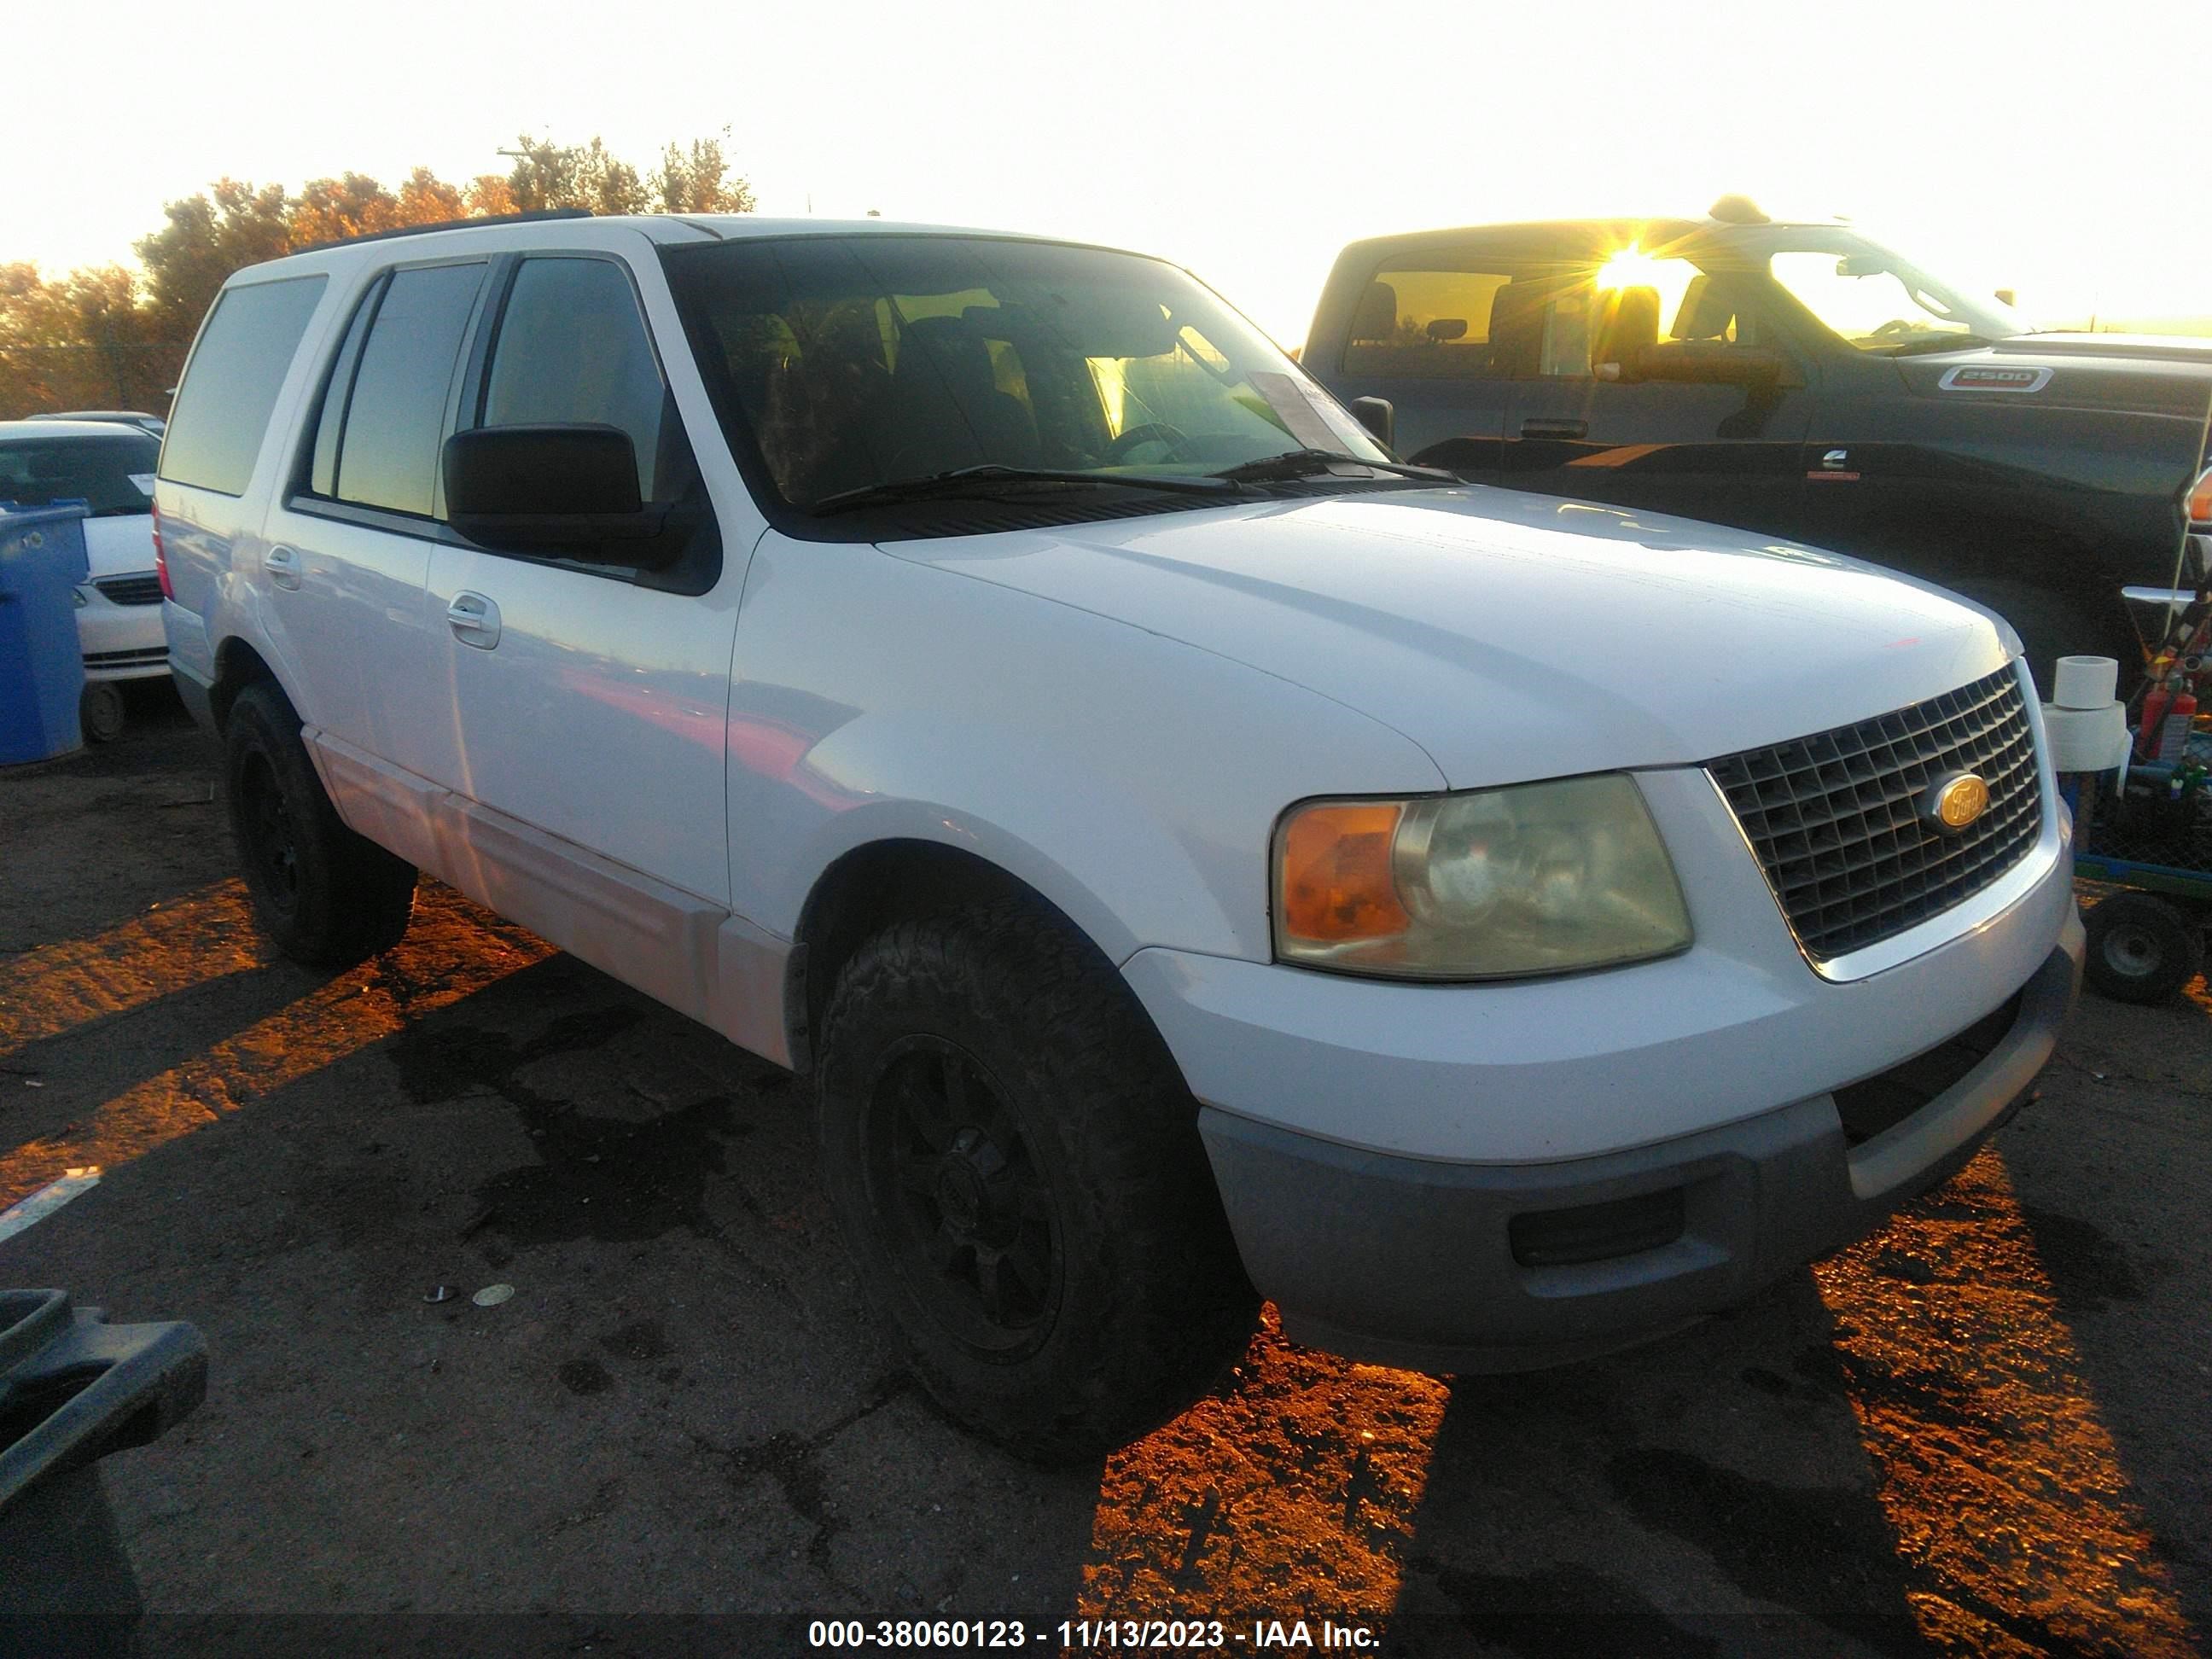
[0,135,754,419]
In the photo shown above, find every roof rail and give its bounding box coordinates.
[298,206,594,255]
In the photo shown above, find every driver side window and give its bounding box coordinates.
[480,257,674,501]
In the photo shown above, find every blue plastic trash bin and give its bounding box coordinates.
[0,503,91,765]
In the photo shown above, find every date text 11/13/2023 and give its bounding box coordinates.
[806,1618,1380,1650]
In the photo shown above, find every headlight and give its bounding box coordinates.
[1272,774,1692,980]
[2187,463,2212,525]
[73,585,90,608]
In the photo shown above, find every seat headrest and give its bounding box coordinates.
[1672,271,1758,342]
[895,314,998,399]
[1486,278,1551,377]
[1592,285,1661,366]
[1350,282,1397,343]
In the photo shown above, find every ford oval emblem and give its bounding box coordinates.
[1924,771,1990,834]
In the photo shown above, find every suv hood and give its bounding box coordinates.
[890,488,2012,789]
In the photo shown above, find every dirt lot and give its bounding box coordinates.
[3,690,2208,1657]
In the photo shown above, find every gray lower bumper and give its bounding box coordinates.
[1198,926,2084,1375]
[171,662,217,734]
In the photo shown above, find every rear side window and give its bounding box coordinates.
[331,262,486,518]
[480,257,670,500]
[159,276,327,495]
[1342,264,1516,379]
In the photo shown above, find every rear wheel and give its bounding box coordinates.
[222,682,417,966]
[815,900,1256,1461]
[2082,892,2204,1004]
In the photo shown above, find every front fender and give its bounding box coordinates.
[725,533,1445,965]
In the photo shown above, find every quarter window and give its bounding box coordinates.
[480,258,669,500]
[332,262,486,518]
[160,276,327,496]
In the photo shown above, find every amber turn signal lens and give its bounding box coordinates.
[1278,802,1409,944]
[2187,465,2212,525]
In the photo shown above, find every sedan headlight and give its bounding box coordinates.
[1272,774,1692,980]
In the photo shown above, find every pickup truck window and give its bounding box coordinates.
[331,261,486,518]
[662,236,1387,515]
[1768,247,1997,352]
[1342,265,1516,378]
[480,257,669,501]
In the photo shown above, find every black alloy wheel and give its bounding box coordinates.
[864,1037,1061,1355]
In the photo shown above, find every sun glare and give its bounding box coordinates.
[1595,246,1667,292]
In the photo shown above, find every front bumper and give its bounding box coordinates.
[75,586,169,681]
[1192,925,2081,1374]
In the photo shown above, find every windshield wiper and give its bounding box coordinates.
[809,464,1246,516]
[1210,449,1458,485]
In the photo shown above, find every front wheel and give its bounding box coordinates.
[815,901,1256,1461]
[222,682,418,966]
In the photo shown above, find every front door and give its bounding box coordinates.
[1499,252,1816,538]
[423,249,738,911]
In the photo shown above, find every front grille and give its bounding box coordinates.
[84,646,167,667]
[1708,667,2041,961]
[93,573,164,606]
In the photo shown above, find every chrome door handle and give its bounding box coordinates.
[263,544,303,590]
[447,591,501,649]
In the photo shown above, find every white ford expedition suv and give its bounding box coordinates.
[157,212,2083,1458]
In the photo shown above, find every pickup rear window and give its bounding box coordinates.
[160,276,327,496]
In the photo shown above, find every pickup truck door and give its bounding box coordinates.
[1499,256,1815,536]
[1314,232,1566,482]
[422,250,739,924]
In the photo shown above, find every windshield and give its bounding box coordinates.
[0,432,160,515]
[1742,228,2029,353]
[661,236,1390,512]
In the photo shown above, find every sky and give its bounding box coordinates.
[9,0,2207,346]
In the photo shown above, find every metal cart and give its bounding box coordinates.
[2062,570,2212,1003]
[2066,763,2212,1002]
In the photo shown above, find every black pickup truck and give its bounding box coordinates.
[1304,199,2212,684]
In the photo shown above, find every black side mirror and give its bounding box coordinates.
[1348,396,1395,449]
[443,424,665,556]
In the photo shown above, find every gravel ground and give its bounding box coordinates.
[2,685,2206,1657]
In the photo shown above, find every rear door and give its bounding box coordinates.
[422,247,738,910]
[262,256,492,778]
[1314,231,1564,480]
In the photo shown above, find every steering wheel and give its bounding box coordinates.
[1869,317,1918,339]
[1105,422,1191,464]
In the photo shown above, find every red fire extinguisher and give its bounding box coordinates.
[2152,680,2198,762]
[2138,674,2177,758]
